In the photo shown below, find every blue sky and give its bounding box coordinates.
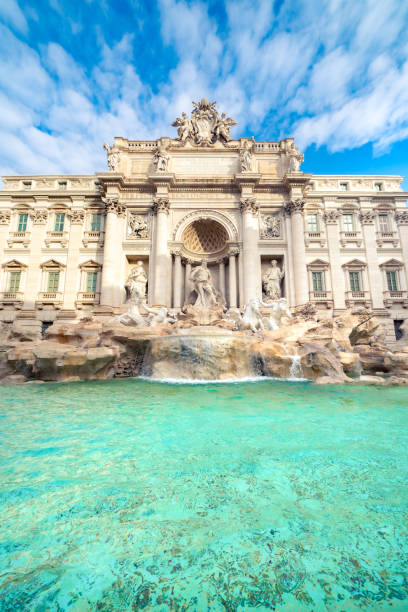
[1,0,408,187]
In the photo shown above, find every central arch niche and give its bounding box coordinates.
[181,219,229,256]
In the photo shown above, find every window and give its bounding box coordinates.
[58,181,67,190]
[86,271,97,292]
[342,214,354,232]
[54,213,65,232]
[17,213,28,232]
[8,271,21,292]
[340,182,348,191]
[375,183,383,191]
[91,213,101,232]
[47,271,60,292]
[312,271,324,292]
[94,181,102,190]
[309,182,315,191]
[349,271,362,292]
[307,214,318,233]
[378,214,389,233]
[23,181,31,190]
[386,270,398,292]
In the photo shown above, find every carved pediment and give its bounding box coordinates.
[342,258,366,268]
[79,259,102,269]
[2,259,27,269]
[379,258,404,268]
[40,258,66,269]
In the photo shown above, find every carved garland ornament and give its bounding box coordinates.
[240,198,259,215]
[31,209,48,224]
[395,211,408,225]
[69,209,85,224]
[0,210,11,224]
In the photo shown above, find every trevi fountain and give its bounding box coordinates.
[0,100,407,611]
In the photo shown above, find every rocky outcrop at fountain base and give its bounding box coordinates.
[1,307,408,385]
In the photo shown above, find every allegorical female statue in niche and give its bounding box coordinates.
[125,261,147,302]
[262,259,284,301]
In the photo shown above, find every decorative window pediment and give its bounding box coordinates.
[79,259,102,270]
[342,258,367,268]
[40,258,66,270]
[379,258,403,269]
[307,259,329,270]
[2,259,27,269]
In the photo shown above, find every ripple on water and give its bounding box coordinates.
[0,379,407,610]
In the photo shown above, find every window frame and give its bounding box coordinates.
[54,213,65,232]
[90,213,101,232]
[349,270,362,292]
[307,213,318,233]
[342,213,354,232]
[339,182,349,191]
[17,213,28,233]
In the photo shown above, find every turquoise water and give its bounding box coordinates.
[0,380,407,611]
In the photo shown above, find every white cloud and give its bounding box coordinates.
[1,0,408,177]
[0,0,28,33]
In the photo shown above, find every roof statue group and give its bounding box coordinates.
[172,98,236,146]
[103,98,303,173]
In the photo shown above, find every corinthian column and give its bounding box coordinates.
[323,208,346,311]
[184,259,192,302]
[218,258,225,296]
[228,248,238,308]
[100,197,125,308]
[286,199,308,306]
[172,249,182,308]
[240,198,261,303]
[359,207,384,309]
[152,197,171,305]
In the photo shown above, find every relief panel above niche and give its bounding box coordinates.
[131,160,152,174]
[171,155,239,175]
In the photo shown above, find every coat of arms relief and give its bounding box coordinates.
[172,98,236,146]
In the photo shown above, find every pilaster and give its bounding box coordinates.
[359,200,384,310]
[61,204,85,312]
[21,204,49,312]
[395,210,408,291]
[323,204,346,310]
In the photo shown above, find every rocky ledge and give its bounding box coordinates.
[1,309,407,385]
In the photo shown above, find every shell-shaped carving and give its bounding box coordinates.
[182,219,228,254]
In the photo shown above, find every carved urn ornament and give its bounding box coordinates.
[172,98,236,146]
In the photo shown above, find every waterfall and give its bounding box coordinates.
[287,345,303,379]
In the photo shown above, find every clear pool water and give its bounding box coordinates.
[0,379,407,611]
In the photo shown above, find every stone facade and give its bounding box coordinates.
[1,99,408,343]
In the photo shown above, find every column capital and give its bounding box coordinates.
[0,209,11,224]
[68,208,85,225]
[359,211,376,225]
[171,247,182,257]
[323,209,340,225]
[102,196,124,216]
[240,197,259,215]
[285,199,305,216]
[395,211,408,225]
[229,247,240,257]
[153,197,170,214]
[217,257,225,265]
[30,209,48,225]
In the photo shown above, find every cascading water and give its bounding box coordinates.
[287,345,303,379]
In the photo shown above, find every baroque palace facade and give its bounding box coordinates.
[1,99,408,342]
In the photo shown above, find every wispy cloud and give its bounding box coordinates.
[0,0,407,176]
